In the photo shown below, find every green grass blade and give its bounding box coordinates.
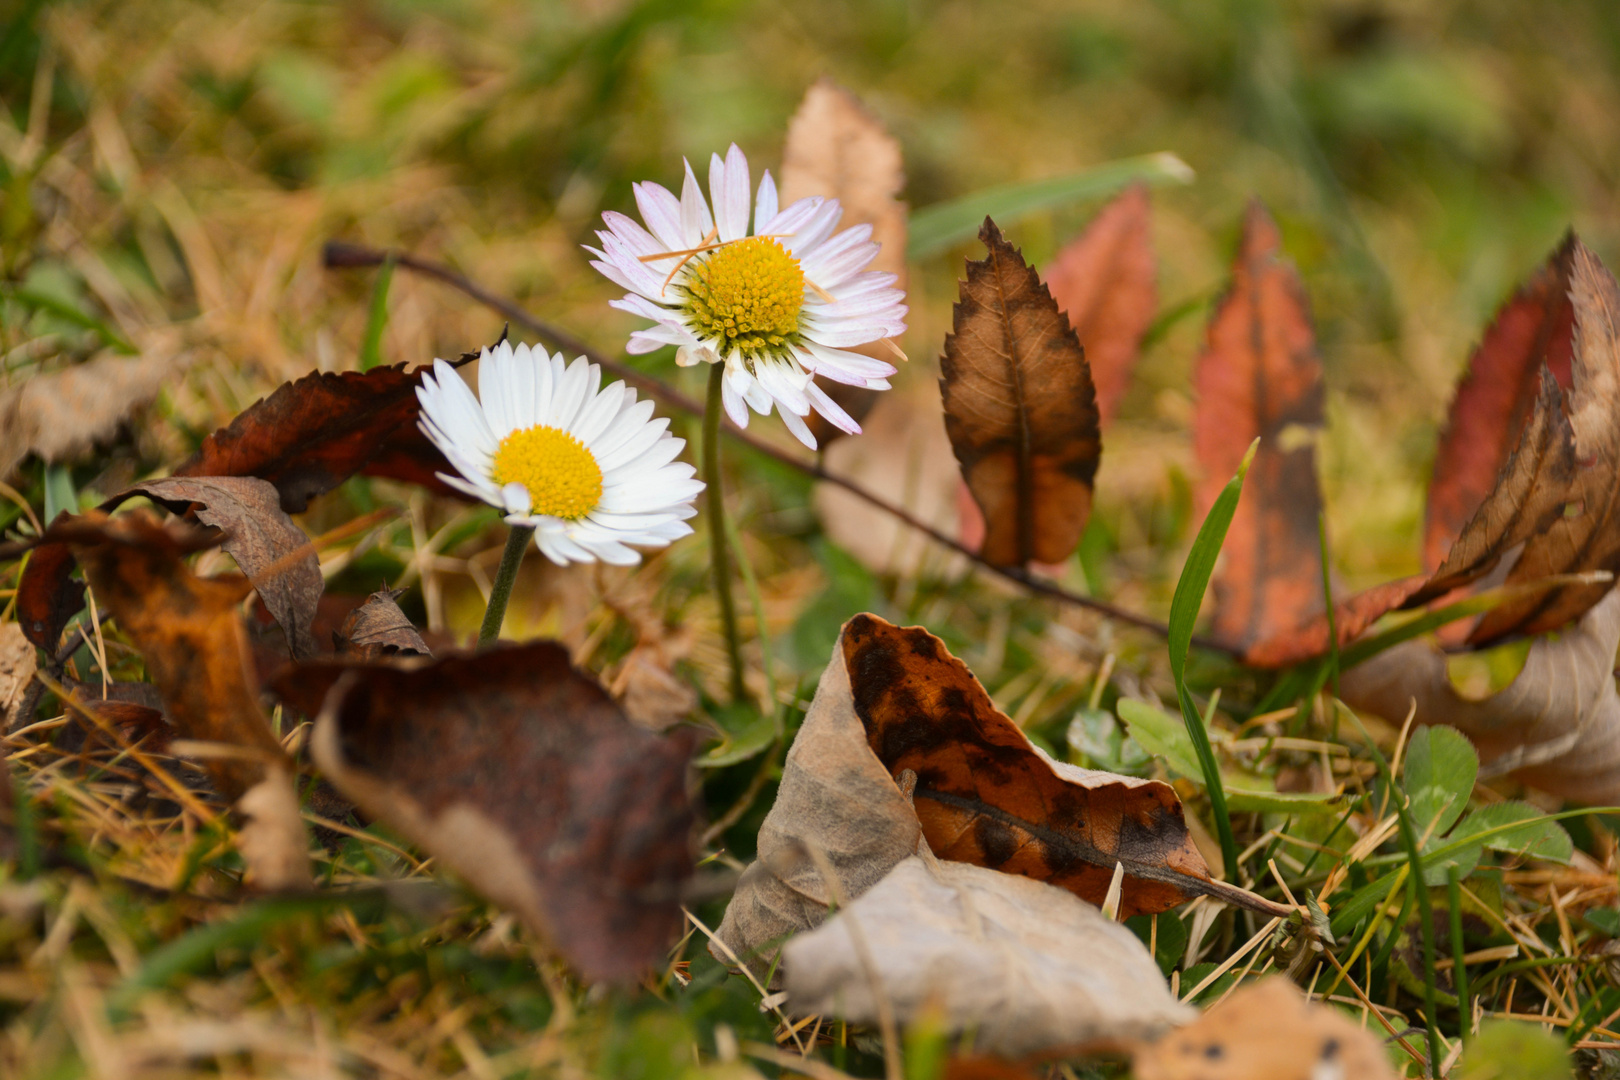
[358,254,396,370]
[1165,438,1256,879]
[907,152,1194,258]
[5,285,138,354]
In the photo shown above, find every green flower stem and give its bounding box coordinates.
[704,363,748,704]
[478,524,534,645]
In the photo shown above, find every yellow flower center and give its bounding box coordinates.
[682,236,805,356]
[490,425,603,521]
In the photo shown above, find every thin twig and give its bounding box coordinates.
[322,242,1228,651]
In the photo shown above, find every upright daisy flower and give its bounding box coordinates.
[416,341,702,566]
[587,144,908,449]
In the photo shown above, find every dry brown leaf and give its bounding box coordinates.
[1131,977,1397,1080]
[0,622,37,725]
[1043,184,1157,426]
[842,615,1288,918]
[781,79,907,447]
[307,641,697,983]
[0,349,180,480]
[783,856,1193,1058]
[109,477,323,660]
[49,511,311,888]
[1340,587,1620,804]
[334,588,430,660]
[610,648,697,731]
[716,638,922,973]
[941,219,1101,567]
[17,526,85,653]
[1194,202,1326,652]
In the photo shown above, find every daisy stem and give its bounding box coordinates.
[478,524,535,645]
[704,363,748,704]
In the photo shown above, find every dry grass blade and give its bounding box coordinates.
[941,218,1101,568]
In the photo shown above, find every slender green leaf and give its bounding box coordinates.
[358,254,395,371]
[907,152,1194,258]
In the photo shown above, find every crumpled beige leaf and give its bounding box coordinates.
[714,641,921,972]
[0,622,37,725]
[1131,976,1397,1080]
[1341,587,1620,803]
[0,348,181,480]
[782,78,908,449]
[784,856,1192,1057]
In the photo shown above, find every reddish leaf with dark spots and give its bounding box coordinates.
[1425,235,1577,572]
[1194,202,1326,653]
[841,615,1290,919]
[941,219,1101,568]
[16,522,83,652]
[1043,184,1157,427]
[304,641,698,983]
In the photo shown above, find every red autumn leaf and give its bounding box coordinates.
[1193,201,1326,652]
[1424,234,1577,572]
[941,219,1101,568]
[17,521,84,653]
[1043,184,1157,426]
[295,642,698,983]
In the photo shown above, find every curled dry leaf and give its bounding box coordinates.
[306,641,697,983]
[49,511,311,889]
[781,79,908,447]
[1131,977,1397,1080]
[109,477,322,659]
[17,524,84,653]
[1194,202,1325,653]
[716,638,921,973]
[1043,184,1157,426]
[716,616,1285,970]
[334,588,430,660]
[784,856,1193,1057]
[1341,587,1620,804]
[941,219,1101,567]
[0,348,181,480]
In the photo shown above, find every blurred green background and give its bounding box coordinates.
[5,0,1620,596]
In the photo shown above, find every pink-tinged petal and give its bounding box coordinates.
[806,380,861,435]
[633,181,687,249]
[829,271,900,300]
[609,293,678,321]
[588,257,666,305]
[601,210,665,258]
[754,170,779,234]
[783,199,844,257]
[680,159,715,244]
[778,406,817,449]
[804,287,908,321]
[801,233,881,289]
[710,144,751,243]
[799,319,893,348]
[800,340,899,382]
[597,233,676,299]
[759,196,824,240]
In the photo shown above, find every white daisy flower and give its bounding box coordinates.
[416,341,703,566]
[586,143,908,449]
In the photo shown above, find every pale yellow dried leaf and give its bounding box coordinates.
[234,765,314,891]
[0,350,179,480]
[784,856,1192,1057]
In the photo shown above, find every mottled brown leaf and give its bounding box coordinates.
[306,641,697,983]
[941,219,1101,567]
[1194,202,1325,651]
[842,614,1290,919]
[47,511,310,888]
[0,348,180,480]
[1132,977,1398,1080]
[0,622,36,725]
[784,857,1192,1057]
[1425,235,1577,572]
[109,477,323,660]
[335,588,429,660]
[782,80,908,448]
[1044,184,1157,426]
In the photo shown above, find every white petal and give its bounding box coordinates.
[783,199,844,257]
[574,381,626,447]
[502,482,532,516]
[778,405,817,449]
[806,380,861,435]
[721,375,751,427]
[423,359,498,455]
[754,170,779,235]
[760,196,824,239]
[800,340,898,382]
[742,377,774,416]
